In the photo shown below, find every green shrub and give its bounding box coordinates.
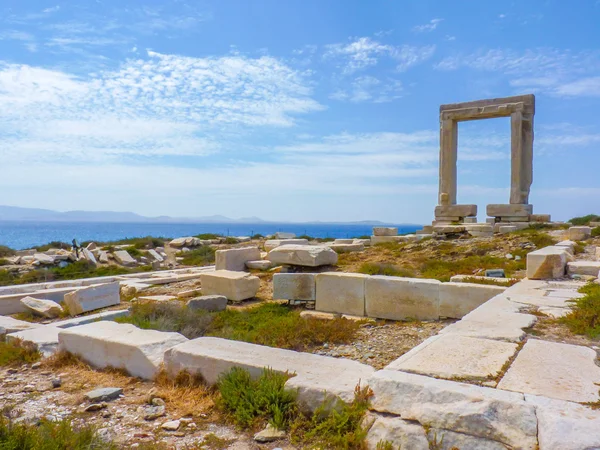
[124,246,143,258]
[514,229,557,249]
[179,246,216,266]
[358,262,415,278]
[98,236,166,249]
[297,235,313,240]
[569,214,600,226]
[35,241,70,252]
[313,237,335,243]
[420,255,514,282]
[223,237,239,244]
[0,339,40,367]
[0,416,115,449]
[195,233,222,240]
[250,234,264,239]
[592,227,600,237]
[560,283,600,338]
[0,259,9,266]
[0,270,14,285]
[0,246,16,257]
[218,367,296,429]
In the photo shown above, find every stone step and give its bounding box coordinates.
[163,336,374,413]
[567,261,600,277]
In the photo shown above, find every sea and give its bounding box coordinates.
[0,221,422,250]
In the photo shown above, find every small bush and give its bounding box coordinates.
[218,367,296,429]
[223,237,239,244]
[358,262,415,278]
[250,234,264,239]
[297,235,313,240]
[313,237,335,243]
[0,259,9,266]
[195,233,222,240]
[124,246,143,258]
[560,283,600,338]
[179,246,216,266]
[513,229,557,249]
[0,339,40,367]
[0,416,115,449]
[0,246,16,257]
[569,214,600,226]
[35,241,70,252]
[592,227,600,237]
[99,236,166,249]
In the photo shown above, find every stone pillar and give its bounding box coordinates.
[510,111,534,204]
[439,119,458,205]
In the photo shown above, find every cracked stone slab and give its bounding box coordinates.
[386,334,518,380]
[498,339,600,403]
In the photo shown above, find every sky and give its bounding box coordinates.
[1,1,599,223]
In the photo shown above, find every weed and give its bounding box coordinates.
[199,433,235,449]
[124,246,142,258]
[223,237,239,245]
[420,255,509,282]
[195,233,222,240]
[154,369,215,417]
[569,214,600,226]
[513,229,557,249]
[592,227,600,238]
[34,241,70,252]
[358,262,415,278]
[0,339,40,367]
[217,367,296,429]
[0,259,9,266]
[0,416,116,449]
[0,246,16,258]
[574,242,587,254]
[97,236,167,249]
[460,276,518,287]
[179,246,216,266]
[376,441,395,450]
[560,283,600,338]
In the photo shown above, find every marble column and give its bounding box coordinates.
[439,118,458,205]
[510,111,534,204]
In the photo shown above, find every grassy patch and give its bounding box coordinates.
[358,262,415,278]
[124,246,143,258]
[179,246,216,266]
[0,246,16,257]
[120,302,360,351]
[195,233,222,240]
[35,241,70,252]
[560,283,600,338]
[419,255,522,282]
[0,339,40,367]
[459,276,518,287]
[218,367,296,429]
[592,227,600,238]
[569,214,600,226]
[513,229,557,249]
[0,416,116,450]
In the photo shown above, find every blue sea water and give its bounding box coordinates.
[0,221,422,250]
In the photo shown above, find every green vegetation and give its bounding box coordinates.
[119,302,360,351]
[513,229,557,249]
[250,234,265,239]
[561,283,600,338]
[0,259,9,266]
[569,214,600,226]
[98,236,167,249]
[195,233,222,240]
[0,339,40,367]
[0,416,115,450]
[420,255,525,282]
[592,227,600,237]
[0,246,16,257]
[179,246,216,266]
[223,237,239,245]
[358,262,415,278]
[459,276,518,287]
[124,246,142,258]
[35,241,70,252]
[218,367,296,429]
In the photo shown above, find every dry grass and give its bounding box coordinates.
[153,369,216,417]
[0,338,40,367]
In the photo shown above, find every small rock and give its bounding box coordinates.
[515,255,522,261]
[101,410,112,418]
[51,378,62,388]
[505,253,513,260]
[84,403,107,412]
[31,362,42,370]
[85,387,123,402]
[151,397,165,407]
[161,420,181,431]
[143,405,166,421]
[7,369,18,375]
[96,427,115,442]
[254,424,286,443]
[22,385,36,393]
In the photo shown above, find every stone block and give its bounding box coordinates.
[494,222,530,232]
[267,245,337,267]
[63,282,121,316]
[327,243,364,253]
[147,249,164,262]
[215,247,261,271]
[433,216,461,222]
[163,337,374,413]
[567,261,600,277]
[273,273,316,301]
[499,225,518,234]
[367,370,538,449]
[449,274,517,286]
[353,238,371,246]
[113,250,136,266]
[487,204,533,217]
[315,272,368,316]
[370,236,404,245]
[486,218,496,224]
[20,296,63,318]
[364,413,429,449]
[274,232,295,239]
[264,239,308,252]
[138,295,177,302]
[568,226,591,241]
[529,213,551,223]
[365,276,440,320]
[526,246,570,280]
[169,237,201,248]
[333,239,354,244]
[245,260,272,270]
[0,287,85,315]
[0,316,40,335]
[7,326,61,357]
[81,248,97,265]
[199,270,260,301]
[498,339,600,403]
[434,204,477,218]
[186,295,228,312]
[439,282,506,319]
[499,216,531,222]
[432,225,466,233]
[554,240,574,254]
[58,321,188,379]
[386,334,518,380]
[372,227,397,236]
[465,224,493,232]
[463,217,477,224]
[53,309,130,329]
[34,253,55,265]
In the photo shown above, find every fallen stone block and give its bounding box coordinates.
[34,253,55,265]
[0,316,41,335]
[364,413,429,449]
[487,204,533,217]
[138,295,177,302]
[333,239,354,244]
[169,237,201,248]
[215,247,261,271]
[63,282,120,316]
[372,227,398,236]
[367,370,538,449]
[434,204,477,218]
[164,337,374,413]
[567,261,600,277]
[315,272,367,316]
[264,239,308,252]
[200,270,260,301]
[432,225,466,234]
[7,326,61,357]
[494,222,530,232]
[177,288,202,298]
[59,321,188,379]
[186,295,227,312]
[439,282,506,319]
[274,232,295,239]
[529,213,551,222]
[370,236,404,245]
[245,260,272,270]
[267,245,338,267]
[327,243,364,253]
[147,249,164,262]
[499,225,518,234]
[53,309,130,328]
[0,287,84,315]
[386,334,518,380]
[20,296,63,318]
[81,248,97,265]
[555,240,576,254]
[98,251,109,264]
[568,226,591,241]
[526,246,570,279]
[113,250,136,266]
[498,339,600,403]
[365,276,440,320]
[273,273,316,301]
[85,387,122,402]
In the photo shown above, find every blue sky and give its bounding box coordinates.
[1,0,599,223]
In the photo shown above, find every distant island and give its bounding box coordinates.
[0,205,406,226]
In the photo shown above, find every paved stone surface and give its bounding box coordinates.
[498,339,600,403]
[53,309,130,328]
[315,272,367,316]
[364,413,429,449]
[367,369,538,449]
[386,334,518,380]
[0,316,41,335]
[267,245,338,267]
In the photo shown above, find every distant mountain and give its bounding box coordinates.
[0,205,399,225]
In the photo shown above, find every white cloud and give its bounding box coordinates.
[329,76,403,103]
[43,5,60,13]
[412,18,443,33]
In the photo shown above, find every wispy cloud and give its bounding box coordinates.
[412,18,443,33]
[330,76,403,103]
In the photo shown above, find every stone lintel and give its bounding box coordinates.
[487,204,533,217]
[441,102,525,122]
[434,204,477,218]
[440,94,535,116]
